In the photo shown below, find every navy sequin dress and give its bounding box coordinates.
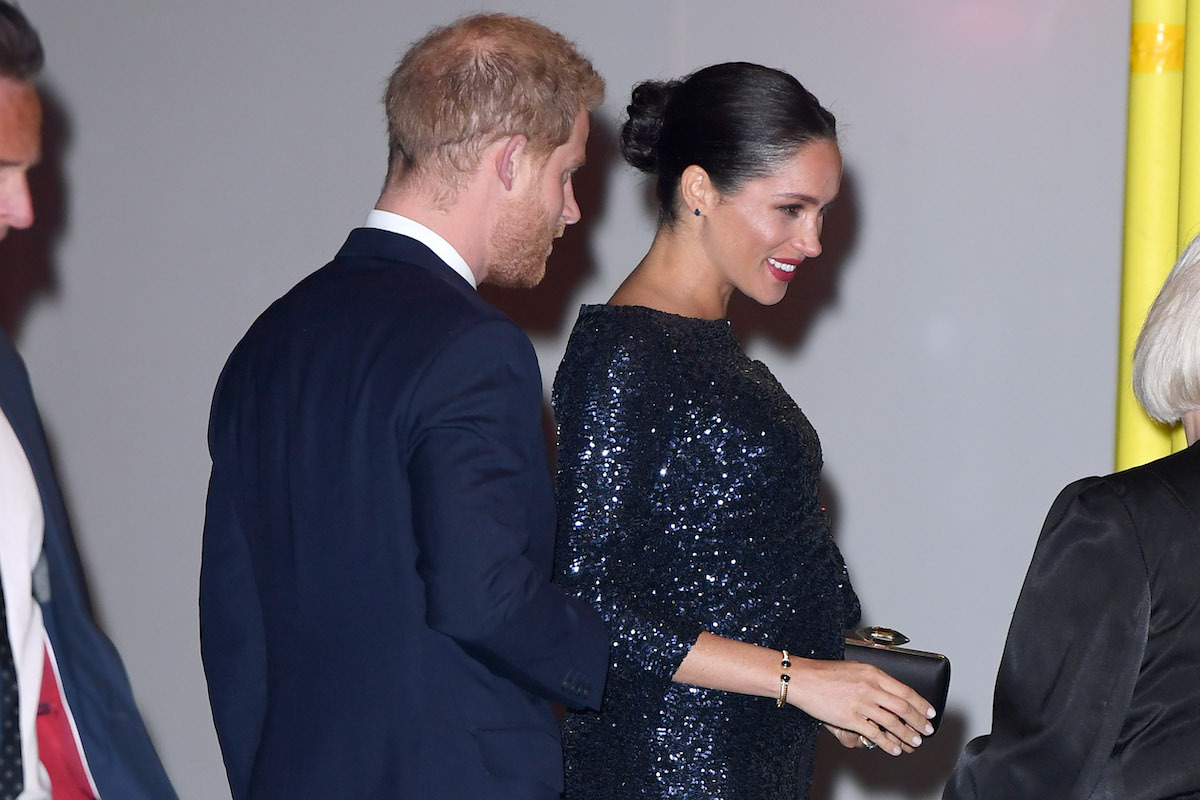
[553,304,861,800]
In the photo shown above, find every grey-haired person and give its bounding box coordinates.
[943,233,1200,799]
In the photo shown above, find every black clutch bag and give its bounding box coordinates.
[843,626,951,734]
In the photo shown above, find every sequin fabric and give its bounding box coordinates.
[553,304,861,800]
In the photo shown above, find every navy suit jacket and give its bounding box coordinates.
[200,228,608,800]
[0,331,176,799]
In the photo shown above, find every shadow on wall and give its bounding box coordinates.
[481,113,617,335]
[728,166,861,350]
[811,709,968,800]
[0,82,70,342]
[730,167,862,555]
[0,82,103,615]
[490,124,862,556]
[484,122,858,352]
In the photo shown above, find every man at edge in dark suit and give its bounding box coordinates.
[0,3,177,798]
[200,13,609,800]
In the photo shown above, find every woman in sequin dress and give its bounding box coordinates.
[553,63,937,800]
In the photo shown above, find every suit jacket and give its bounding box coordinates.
[0,331,176,799]
[200,228,608,800]
[944,442,1200,800]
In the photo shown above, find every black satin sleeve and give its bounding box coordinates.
[943,476,1151,800]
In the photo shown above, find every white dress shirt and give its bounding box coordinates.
[363,209,477,290]
[0,409,96,799]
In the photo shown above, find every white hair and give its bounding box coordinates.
[1132,232,1200,424]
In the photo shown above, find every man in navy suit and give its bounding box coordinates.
[0,4,176,798]
[200,13,609,799]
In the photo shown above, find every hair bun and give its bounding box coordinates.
[620,79,678,173]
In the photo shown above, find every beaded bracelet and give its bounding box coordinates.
[776,649,792,708]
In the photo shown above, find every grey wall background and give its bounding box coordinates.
[4,1,1128,798]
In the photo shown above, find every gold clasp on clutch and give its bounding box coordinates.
[853,626,910,648]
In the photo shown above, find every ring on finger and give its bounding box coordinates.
[858,734,877,750]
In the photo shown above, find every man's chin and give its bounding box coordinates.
[486,262,546,289]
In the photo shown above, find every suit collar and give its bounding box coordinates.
[334,227,477,297]
[363,210,476,288]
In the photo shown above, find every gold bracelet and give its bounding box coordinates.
[776,649,792,708]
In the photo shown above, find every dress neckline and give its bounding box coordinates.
[579,303,733,330]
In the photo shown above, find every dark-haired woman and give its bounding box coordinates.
[554,62,935,799]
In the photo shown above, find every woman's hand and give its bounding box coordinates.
[824,724,865,748]
[790,658,935,756]
[823,723,915,754]
[669,632,935,756]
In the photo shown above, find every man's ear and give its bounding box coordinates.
[495,133,528,192]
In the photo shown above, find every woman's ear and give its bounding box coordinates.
[680,164,716,217]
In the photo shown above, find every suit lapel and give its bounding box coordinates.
[0,333,62,545]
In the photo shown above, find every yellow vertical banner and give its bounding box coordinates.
[1118,0,1186,470]
[1179,1,1200,246]
[1174,0,1200,450]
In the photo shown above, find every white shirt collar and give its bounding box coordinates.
[363,209,477,289]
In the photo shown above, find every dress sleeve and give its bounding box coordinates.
[554,341,700,683]
[942,476,1150,800]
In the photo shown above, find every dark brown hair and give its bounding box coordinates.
[0,2,42,82]
[621,62,836,226]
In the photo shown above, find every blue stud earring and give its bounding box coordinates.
[693,208,701,216]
